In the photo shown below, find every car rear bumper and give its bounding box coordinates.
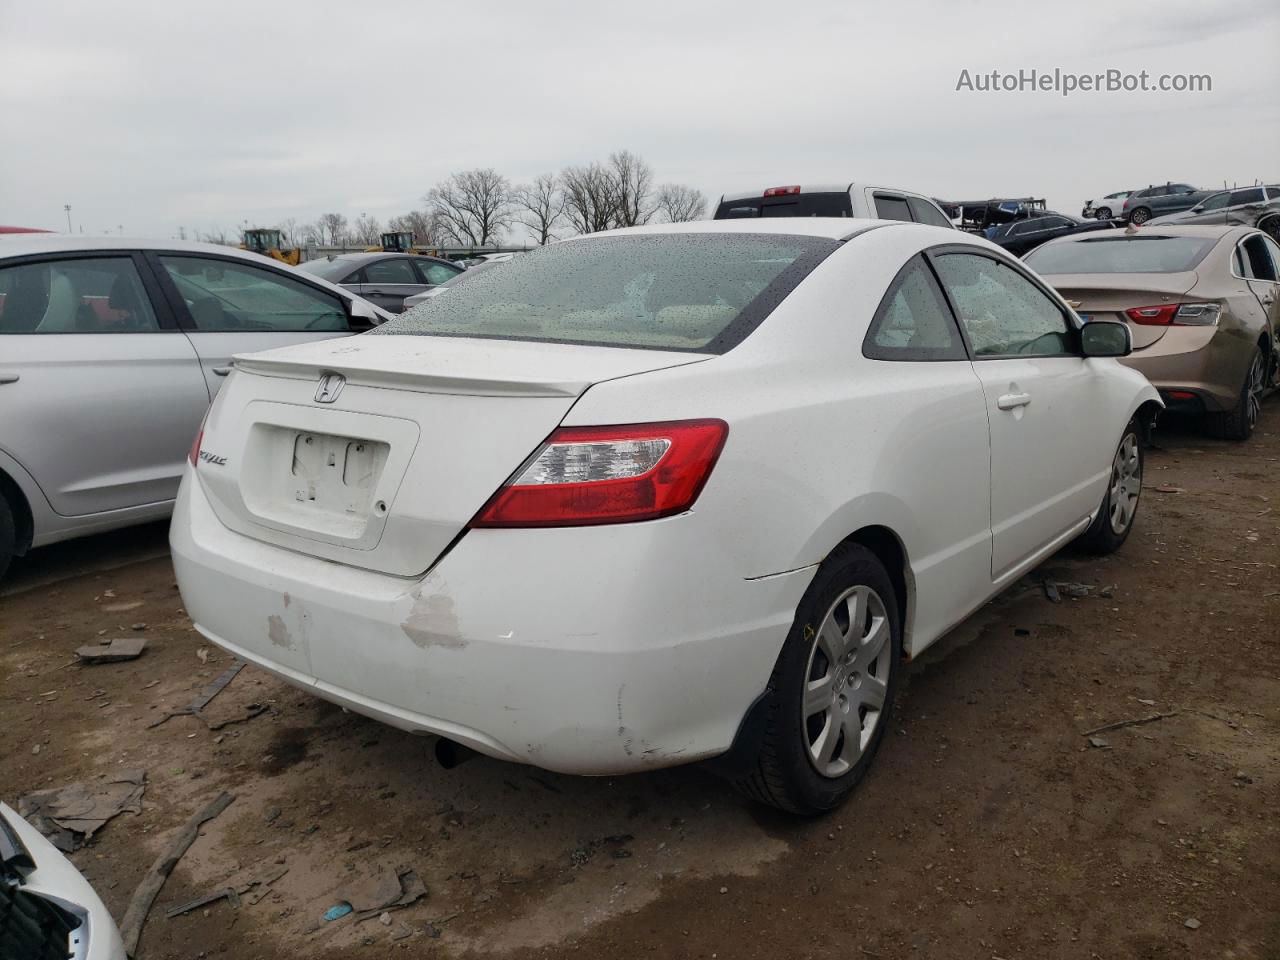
[1120,326,1245,413]
[170,471,813,775]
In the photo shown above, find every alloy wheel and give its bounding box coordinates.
[1130,208,1150,224]
[802,585,892,778]
[1245,352,1265,432]
[1108,431,1142,535]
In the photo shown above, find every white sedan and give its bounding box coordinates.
[171,219,1160,814]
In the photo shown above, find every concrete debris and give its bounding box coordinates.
[1088,736,1110,749]
[19,770,146,852]
[75,638,147,664]
[1184,918,1201,930]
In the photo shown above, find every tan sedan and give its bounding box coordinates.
[1025,225,1280,441]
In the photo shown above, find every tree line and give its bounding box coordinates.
[189,150,706,249]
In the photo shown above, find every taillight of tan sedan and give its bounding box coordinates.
[171,219,1160,814]
[1027,224,1280,441]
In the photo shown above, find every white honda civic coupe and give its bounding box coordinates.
[171,219,1160,814]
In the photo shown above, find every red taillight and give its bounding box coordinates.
[1168,390,1197,399]
[188,428,203,466]
[1124,304,1178,325]
[470,419,729,528]
[1124,303,1221,326]
[763,185,801,197]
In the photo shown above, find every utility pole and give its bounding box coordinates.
[64,204,72,233]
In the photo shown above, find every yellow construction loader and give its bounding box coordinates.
[240,228,301,266]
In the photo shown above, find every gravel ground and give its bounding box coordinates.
[2,406,1277,960]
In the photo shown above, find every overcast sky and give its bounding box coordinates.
[1,0,1277,241]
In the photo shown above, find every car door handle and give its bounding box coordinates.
[212,366,232,377]
[0,373,19,385]
[996,392,1032,410]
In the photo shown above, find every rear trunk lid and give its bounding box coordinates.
[1043,271,1200,350]
[195,335,709,576]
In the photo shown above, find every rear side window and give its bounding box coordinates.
[416,260,462,285]
[364,258,418,284]
[381,233,838,353]
[713,193,853,219]
[0,257,159,333]
[1025,236,1216,274]
[873,195,912,222]
[1239,235,1279,282]
[863,255,966,361]
[934,253,1071,358]
[907,197,953,228]
[1228,188,1266,206]
[159,256,349,332]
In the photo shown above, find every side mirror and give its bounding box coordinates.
[345,296,382,328]
[1080,319,1131,357]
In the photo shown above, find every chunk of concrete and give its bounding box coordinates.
[75,637,148,663]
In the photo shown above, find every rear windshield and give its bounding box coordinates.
[298,257,359,281]
[377,234,838,353]
[1025,235,1217,274]
[714,192,854,219]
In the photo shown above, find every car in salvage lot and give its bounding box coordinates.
[1026,225,1280,441]
[1081,190,1133,221]
[1,802,126,960]
[984,211,1113,256]
[0,236,392,581]
[1147,184,1280,239]
[171,217,1160,815]
[1120,183,1214,224]
[713,183,955,227]
[298,251,463,313]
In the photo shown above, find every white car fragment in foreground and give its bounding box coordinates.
[171,218,1160,814]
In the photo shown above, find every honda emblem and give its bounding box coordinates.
[315,373,346,404]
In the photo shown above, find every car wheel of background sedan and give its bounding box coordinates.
[1129,207,1152,225]
[1260,216,1280,243]
[733,542,901,816]
[1079,419,1143,555]
[0,494,14,582]
[1207,346,1265,442]
[1095,207,1112,220]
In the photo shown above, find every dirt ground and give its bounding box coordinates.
[2,406,1277,960]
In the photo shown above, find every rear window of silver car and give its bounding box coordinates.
[1025,235,1216,274]
[377,234,838,353]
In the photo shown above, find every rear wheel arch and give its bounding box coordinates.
[1134,398,1164,443]
[0,467,33,555]
[832,525,912,655]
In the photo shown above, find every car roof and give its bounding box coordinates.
[576,217,905,242]
[0,234,281,261]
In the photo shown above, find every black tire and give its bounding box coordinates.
[1095,206,1112,220]
[1260,216,1280,244]
[0,494,14,584]
[1129,206,1152,225]
[1206,346,1264,442]
[733,543,901,816]
[1079,420,1143,555]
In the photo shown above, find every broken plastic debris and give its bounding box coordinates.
[323,902,353,922]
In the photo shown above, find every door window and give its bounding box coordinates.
[416,260,462,285]
[0,257,159,334]
[934,253,1072,358]
[1199,192,1231,211]
[159,256,348,331]
[1261,236,1280,278]
[1239,236,1279,282]
[863,256,967,361]
[907,197,953,228]
[363,258,418,284]
[1228,188,1266,207]
[874,195,913,222]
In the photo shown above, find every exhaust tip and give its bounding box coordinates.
[434,737,477,769]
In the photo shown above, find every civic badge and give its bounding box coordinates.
[315,373,345,404]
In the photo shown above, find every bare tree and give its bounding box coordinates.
[278,217,302,248]
[387,209,438,246]
[560,162,618,235]
[317,212,348,245]
[656,183,707,223]
[196,226,232,244]
[352,214,382,245]
[426,169,513,247]
[608,150,655,227]
[511,173,565,245]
